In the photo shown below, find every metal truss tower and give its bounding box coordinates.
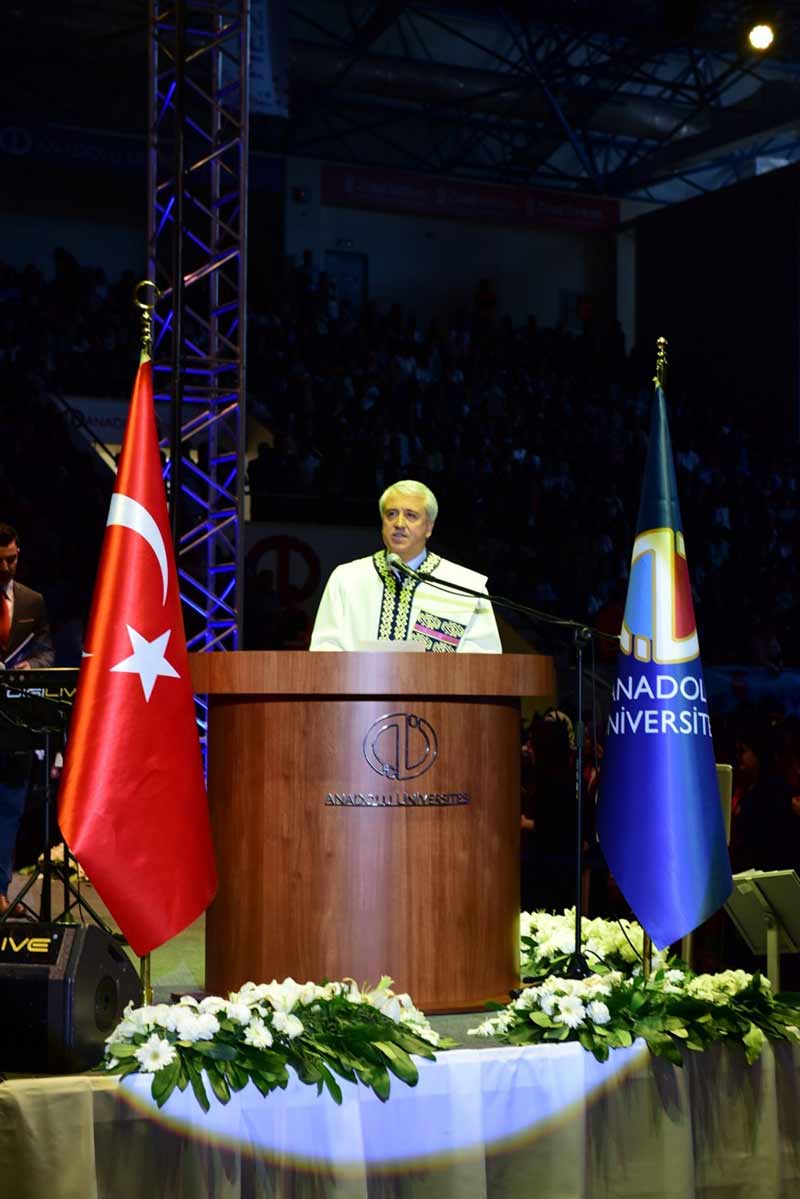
[147,0,249,652]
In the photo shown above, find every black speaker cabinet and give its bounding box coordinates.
[0,922,142,1072]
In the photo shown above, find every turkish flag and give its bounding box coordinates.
[59,356,217,955]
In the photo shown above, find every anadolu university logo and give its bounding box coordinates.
[610,527,711,740]
[363,712,438,780]
[619,528,698,665]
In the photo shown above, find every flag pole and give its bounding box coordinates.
[641,335,667,981]
[141,954,153,1004]
[133,279,158,361]
[654,335,668,390]
[134,279,157,1003]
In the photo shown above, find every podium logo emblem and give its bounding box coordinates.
[363,713,438,780]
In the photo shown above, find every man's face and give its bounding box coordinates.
[0,541,19,586]
[381,491,433,563]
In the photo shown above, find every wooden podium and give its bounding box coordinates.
[191,651,554,1012]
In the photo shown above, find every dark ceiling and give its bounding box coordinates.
[4,1,800,203]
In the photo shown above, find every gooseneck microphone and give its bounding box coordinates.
[385,551,616,641]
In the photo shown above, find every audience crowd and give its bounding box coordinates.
[3,247,798,666]
[246,258,800,668]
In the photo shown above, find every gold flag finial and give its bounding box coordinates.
[654,336,668,390]
[134,279,159,361]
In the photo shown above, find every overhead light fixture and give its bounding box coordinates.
[748,21,775,50]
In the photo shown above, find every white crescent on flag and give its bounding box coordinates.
[107,493,169,605]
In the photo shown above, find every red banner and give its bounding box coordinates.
[321,164,618,233]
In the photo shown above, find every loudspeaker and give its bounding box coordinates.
[0,922,142,1072]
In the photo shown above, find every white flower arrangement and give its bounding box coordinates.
[520,909,669,979]
[470,964,800,1066]
[104,976,443,1111]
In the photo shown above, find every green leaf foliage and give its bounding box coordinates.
[373,1041,419,1086]
[185,1056,210,1113]
[151,1055,181,1108]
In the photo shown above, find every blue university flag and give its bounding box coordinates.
[597,386,732,948]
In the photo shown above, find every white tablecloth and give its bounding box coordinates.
[3,1039,800,1198]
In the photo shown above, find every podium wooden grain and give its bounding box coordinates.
[191,650,555,1012]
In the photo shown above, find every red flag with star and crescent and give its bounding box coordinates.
[59,355,216,956]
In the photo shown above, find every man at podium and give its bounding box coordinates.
[310,480,502,653]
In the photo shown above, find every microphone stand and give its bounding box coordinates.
[568,626,591,977]
[389,554,615,979]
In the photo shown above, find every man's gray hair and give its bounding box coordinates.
[379,480,438,523]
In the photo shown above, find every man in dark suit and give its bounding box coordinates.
[0,523,55,917]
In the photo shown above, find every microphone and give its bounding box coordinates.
[385,552,418,575]
[384,550,618,645]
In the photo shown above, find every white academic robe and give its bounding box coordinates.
[309,550,502,653]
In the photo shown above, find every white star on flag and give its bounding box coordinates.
[110,625,180,701]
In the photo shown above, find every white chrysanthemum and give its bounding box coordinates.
[173,1008,219,1042]
[363,979,439,1040]
[687,971,751,1003]
[554,977,583,997]
[539,994,557,1016]
[665,969,686,984]
[406,1020,440,1046]
[584,979,612,998]
[253,979,305,1013]
[687,979,717,1003]
[296,982,323,1006]
[108,1017,139,1042]
[134,1033,177,1074]
[586,1000,611,1025]
[229,982,269,1004]
[272,1011,304,1039]
[198,996,229,1015]
[178,995,199,1008]
[122,1004,156,1033]
[514,988,540,1011]
[376,995,403,1022]
[690,969,752,1001]
[224,1002,253,1025]
[243,1016,274,1049]
[554,995,586,1028]
[538,975,562,994]
[319,982,345,1001]
[469,1017,499,1037]
[584,938,605,963]
[149,1004,176,1030]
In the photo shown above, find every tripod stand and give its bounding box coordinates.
[0,681,111,931]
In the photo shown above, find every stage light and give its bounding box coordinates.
[748,21,775,50]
